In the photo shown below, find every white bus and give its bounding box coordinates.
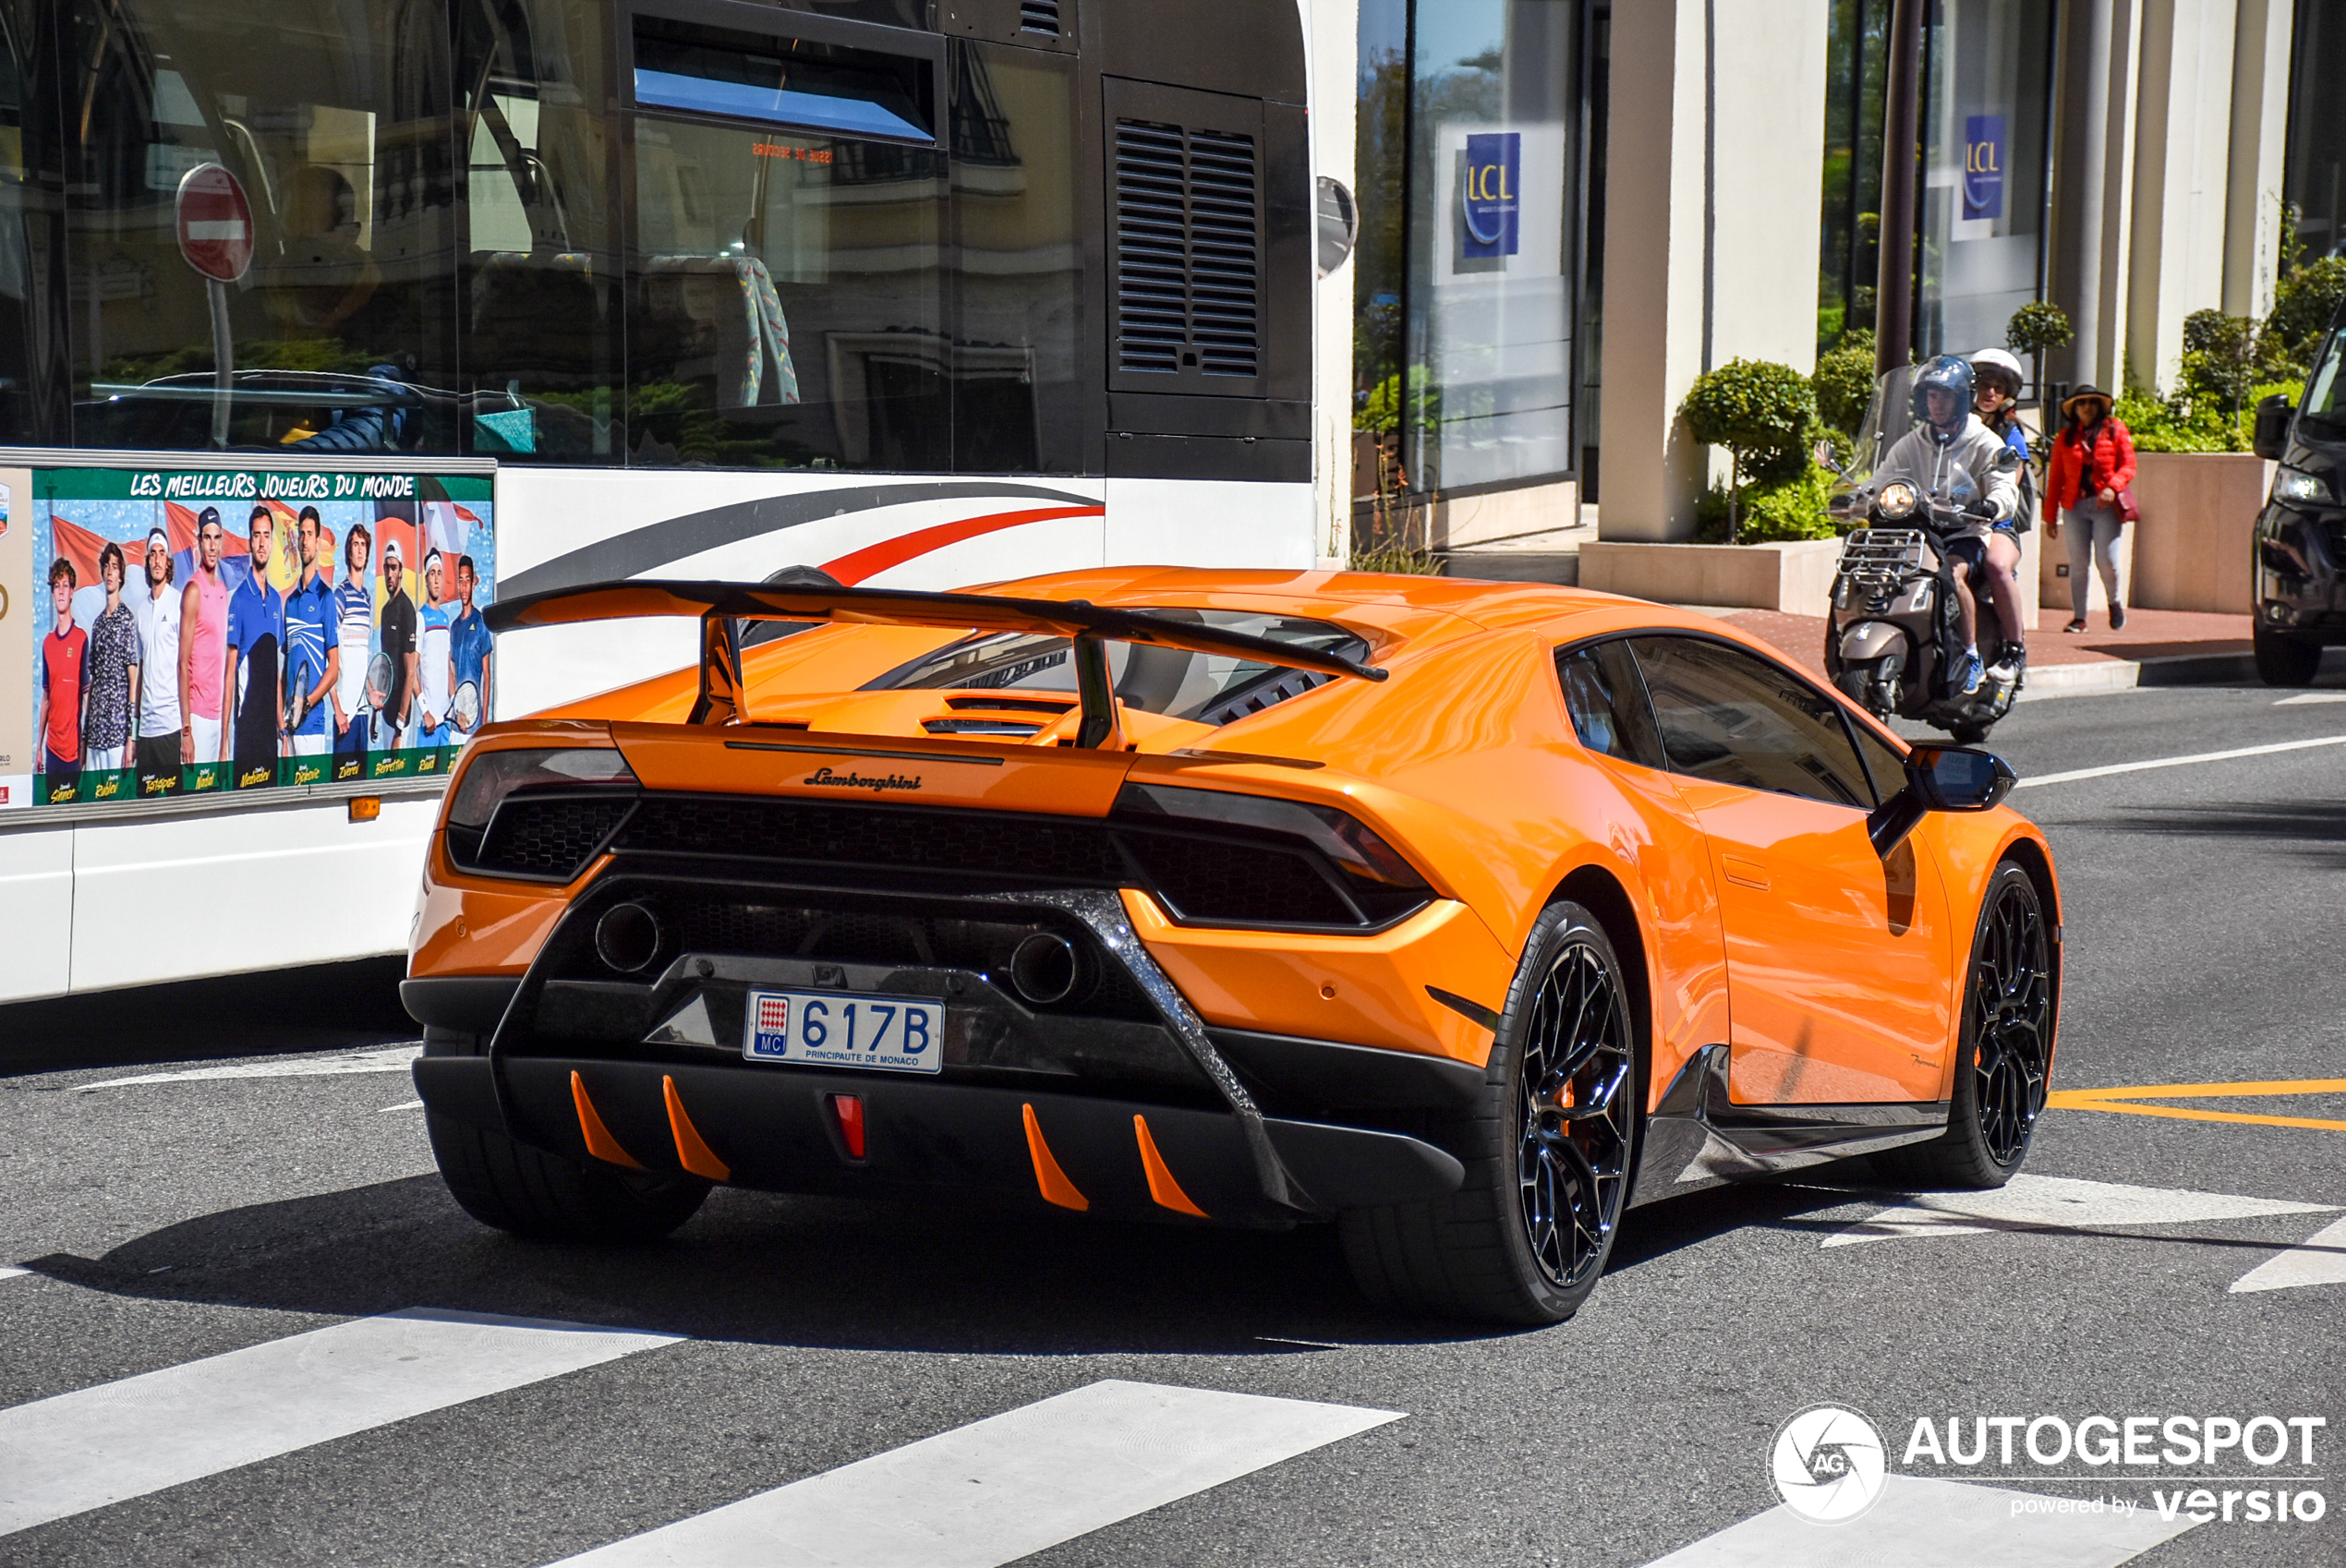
[0,0,1348,1001]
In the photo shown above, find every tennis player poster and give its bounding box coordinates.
[22,467,496,807]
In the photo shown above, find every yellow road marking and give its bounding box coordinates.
[2052,1078,2346,1101]
[2047,1078,2346,1133]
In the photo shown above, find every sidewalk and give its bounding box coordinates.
[1714,606,2260,701]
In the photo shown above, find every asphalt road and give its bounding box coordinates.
[3,679,2343,1568]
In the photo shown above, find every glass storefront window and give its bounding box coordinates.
[1917,0,2055,356]
[60,0,461,453]
[2285,0,2346,260]
[1353,0,1582,505]
[1818,0,2053,361]
[1403,0,1578,493]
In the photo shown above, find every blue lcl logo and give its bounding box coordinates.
[1964,115,2004,222]
[1461,132,1520,259]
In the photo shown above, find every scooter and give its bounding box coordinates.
[1821,480,2020,745]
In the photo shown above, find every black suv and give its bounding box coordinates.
[2253,301,2346,684]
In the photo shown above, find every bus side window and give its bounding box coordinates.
[457,0,624,463]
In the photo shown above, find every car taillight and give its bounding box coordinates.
[1111,782,1433,928]
[444,747,639,881]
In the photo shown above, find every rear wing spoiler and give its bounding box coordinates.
[482,579,1387,748]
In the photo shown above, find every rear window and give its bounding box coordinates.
[863,610,1370,727]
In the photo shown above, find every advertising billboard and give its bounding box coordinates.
[16,466,495,809]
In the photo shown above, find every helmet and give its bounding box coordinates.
[1970,348,2024,398]
[1911,356,1975,435]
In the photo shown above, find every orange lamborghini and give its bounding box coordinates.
[404,569,2060,1324]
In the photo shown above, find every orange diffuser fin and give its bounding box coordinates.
[1021,1103,1090,1211]
[570,1070,647,1170]
[1132,1115,1209,1217]
[661,1076,732,1181]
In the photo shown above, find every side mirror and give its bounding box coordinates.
[1868,744,2018,855]
[2254,395,2294,462]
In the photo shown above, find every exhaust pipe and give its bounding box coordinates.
[1007,932,1081,1006]
[595,902,662,972]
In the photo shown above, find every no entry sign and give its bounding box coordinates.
[175,163,253,283]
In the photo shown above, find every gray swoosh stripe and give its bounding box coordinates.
[501,480,1100,599]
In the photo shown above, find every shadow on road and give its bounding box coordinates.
[2074,800,2346,865]
[0,958,415,1078]
[16,1173,1504,1356]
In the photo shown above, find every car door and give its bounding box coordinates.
[1626,635,1953,1104]
[1553,638,1731,1092]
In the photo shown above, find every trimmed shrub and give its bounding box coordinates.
[1693,467,1836,544]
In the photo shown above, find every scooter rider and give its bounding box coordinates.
[1872,356,2022,695]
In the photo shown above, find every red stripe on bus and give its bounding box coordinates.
[818,504,1104,586]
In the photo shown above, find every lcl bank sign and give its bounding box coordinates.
[1459,131,1521,258]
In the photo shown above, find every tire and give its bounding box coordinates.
[427,1110,711,1243]
[2253,624,2323,687]
[1949,719,1992,745]
[1879,862,2053,1188]
[1339,901,1642,1325]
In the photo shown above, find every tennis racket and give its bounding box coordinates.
[452,681,481,733]
[286,660,311,730]
[364,651,394,714]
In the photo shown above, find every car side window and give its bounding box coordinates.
[1554,640,1667,770]
[1626,637,1875,808]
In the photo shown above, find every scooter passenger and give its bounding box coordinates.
[1967,348,2036,679]
[1871,356,2023,694]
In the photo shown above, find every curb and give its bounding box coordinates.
[2014,651,2258,702]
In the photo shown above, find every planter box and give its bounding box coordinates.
[2038,452,2268,617]
[1579,538,1841,618]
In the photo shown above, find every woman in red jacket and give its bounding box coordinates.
[2042,384,2137,632]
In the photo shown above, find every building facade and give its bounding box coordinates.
[1332,0,2339,549]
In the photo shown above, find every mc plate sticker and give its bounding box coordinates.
[744,989,943,1074]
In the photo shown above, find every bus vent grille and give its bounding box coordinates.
[1019,0,1061,35]
[1113,119,1258,379]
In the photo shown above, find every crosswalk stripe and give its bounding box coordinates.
[544,1378,1400,1568]
[2231,1213,2346,1293]
[1824,1173,2336,1247]
[1641,1474,2200,1567]
[0,1308,679,1538]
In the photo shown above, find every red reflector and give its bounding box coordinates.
[831,1094,865,1159]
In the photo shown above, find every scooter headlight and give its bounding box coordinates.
[1877,481,1918,520]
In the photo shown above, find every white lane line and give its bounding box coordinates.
[1643,1473,2197,1567]
[545,1378,1399,1568]
[2013,732,2346,789]
[2231,1213,2346,1293]
[0,1268,29,1284]
[2274,692,2346,705]
[73,1045,422,1092]
[0,1308,678,1538]
[1826,1174,2336,1248]
[377,1100,426,1114]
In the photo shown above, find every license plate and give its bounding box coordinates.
[742,990,943,1074]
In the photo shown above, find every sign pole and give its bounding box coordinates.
[207,278,233,450]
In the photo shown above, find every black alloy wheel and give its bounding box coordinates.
[1516,935,1637,1292]
[1884,862,2053,1187]
[1339,900,1642,1324]
[1967,869,2054,1164]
